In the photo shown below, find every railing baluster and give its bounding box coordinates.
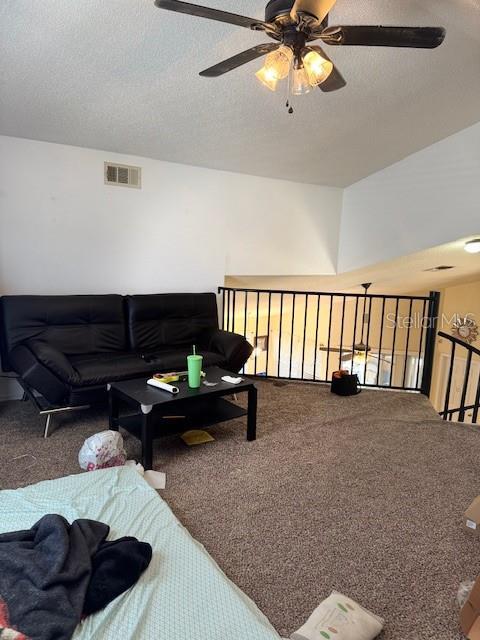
[376,298,386,386]
[350,296,359,375]
[325,295,333,381]
[472,371,480,424]
[338,295,346,370]
[243,291,248,337]
[402,299,413,388]
[301,294,308,379]
[232,290,236,333]
[363,295,372,385]
[221,288,226,330]
[265,292,272,377]
[277,293,284,378]
[313,295,320,381]
[254,291,260,375]
[242,291,248,374]
[459,350,473,422]
[415,299,427,389]
[390,298,400,387]
[443,341,456,419]
[226,289,231,334]
[289,293,296,379]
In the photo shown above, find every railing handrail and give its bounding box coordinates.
[438,330,480,358]
[218,286,432,302]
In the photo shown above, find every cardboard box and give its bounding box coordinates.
[465,496,480,534]
[460,576,480,639]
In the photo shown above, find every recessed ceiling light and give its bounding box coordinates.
[424,265,455,272]
[464,239,480,254]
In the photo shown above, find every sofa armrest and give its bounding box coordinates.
[9,344,69,405]
[25,340,79,385]
[202,329,253,373]
[8,340,78,405]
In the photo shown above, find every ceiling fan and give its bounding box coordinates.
[318,283,390,366]
[154,0,446,111]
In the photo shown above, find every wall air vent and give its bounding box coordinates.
[104,162,141,188]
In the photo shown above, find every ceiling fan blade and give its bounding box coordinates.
[291,0,338,23]
[370,353,389,362]
[308,45,346,92]
[319,65,346,91]
[154,0,270,31]
[320,25,446,48]
[199,43,280,77]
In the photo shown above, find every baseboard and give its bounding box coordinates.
[0,377,23,401]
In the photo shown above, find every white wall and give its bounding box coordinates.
[0,135,342,399]
[0,135,342,296]
[338,121,480,273]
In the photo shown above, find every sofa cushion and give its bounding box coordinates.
[69,349,224,386]
[126,294,218,353]
[0,295,126,369]
[144,349,224,372]
[69,352,154,386]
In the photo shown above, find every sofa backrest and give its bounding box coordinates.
[126,293,218,353]
[0,295,126,369]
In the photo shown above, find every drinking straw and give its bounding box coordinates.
[193,345,196,356]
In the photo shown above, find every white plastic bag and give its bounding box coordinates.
[291,591,384,640]
[78,430,126,471]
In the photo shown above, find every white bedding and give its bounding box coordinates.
[0,466,282,640]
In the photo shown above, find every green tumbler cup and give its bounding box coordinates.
[187,354,203,388]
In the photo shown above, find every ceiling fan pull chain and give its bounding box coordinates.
[286,67,294,114]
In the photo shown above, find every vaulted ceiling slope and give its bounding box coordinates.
[1,0,479,186]
[227,236,480,295]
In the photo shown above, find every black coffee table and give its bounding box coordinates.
[108,366,257,469]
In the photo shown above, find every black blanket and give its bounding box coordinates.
[0,514,152,640]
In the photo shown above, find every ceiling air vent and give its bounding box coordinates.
[104,162,141,189]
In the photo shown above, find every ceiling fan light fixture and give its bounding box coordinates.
[353,351,368,366]
[464,239,480,254]
[302,49,333,85]
[292,66,311,95]
[264,45,293,80]
[255,65,279,91]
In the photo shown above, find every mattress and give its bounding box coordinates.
[0,466,282,640]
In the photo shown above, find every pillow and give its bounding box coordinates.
[291,591,384,640]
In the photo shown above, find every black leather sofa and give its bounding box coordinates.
[0,293,252,408]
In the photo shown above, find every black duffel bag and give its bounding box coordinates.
[331,371,361,396]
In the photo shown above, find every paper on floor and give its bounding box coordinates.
[181,430,215,446]
[125,460,166,489]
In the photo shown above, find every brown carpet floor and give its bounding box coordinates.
[1,381,479,639]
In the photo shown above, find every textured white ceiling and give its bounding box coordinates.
[1,0,480,186]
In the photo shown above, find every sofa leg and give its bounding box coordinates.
[40,404,90,438]
[44,414,52,438]
[22,391,28,402]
